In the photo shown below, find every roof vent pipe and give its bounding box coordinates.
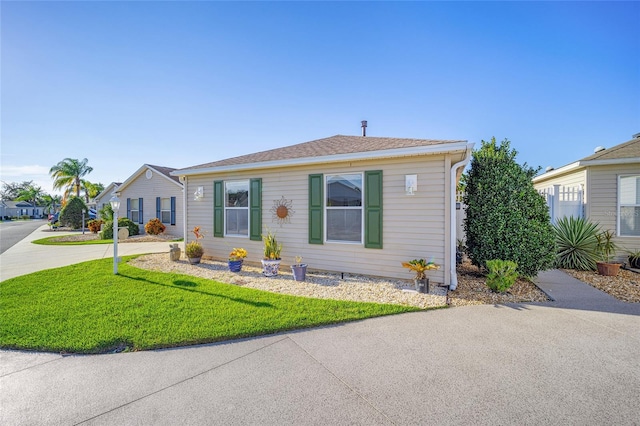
[594,146,605,153]
[361,120,367,137]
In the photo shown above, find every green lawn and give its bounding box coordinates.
[0,258,423,354]
[32,235,113,245]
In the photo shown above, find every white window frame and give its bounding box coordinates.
[325,172,364,244]
[224,180,250,237]
[160,197,171,224]
[130,199,140,224]
[618,174,640,237]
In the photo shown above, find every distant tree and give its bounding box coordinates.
[16,185,45,208]
[463,137,555,277]
[49,158,94,201]
[83,181,105,203]
[42,194,62,214]
[59,196,88,229]
[1,180,35,201]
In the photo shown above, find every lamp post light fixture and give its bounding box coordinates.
[109,195,121,274]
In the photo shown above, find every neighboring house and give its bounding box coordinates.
[93,182,121,211]
[114,165,184,238]
[533,133,640,261]
[0,201,45,219]
[172,133,474,288]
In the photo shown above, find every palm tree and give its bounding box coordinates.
[16,185,45,209]
[83,181,105,204]
[49,158,94,201]
[42,194,62,214]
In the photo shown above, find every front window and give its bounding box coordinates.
[225,180,249,236]
[326,173,363,243]
[160,198,171,224]
[619,175,640,236]
[130,199,139,223]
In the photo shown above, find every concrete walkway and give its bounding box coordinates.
[0,224,176,282]
[1,233,639,424]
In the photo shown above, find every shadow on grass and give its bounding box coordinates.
[120,273,274,308]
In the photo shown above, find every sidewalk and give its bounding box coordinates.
[0,224,177,282]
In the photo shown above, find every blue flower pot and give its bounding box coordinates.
[228,260,243,272]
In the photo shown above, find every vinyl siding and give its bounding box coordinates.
[183,155,451,283]
[115,171,184,238]
[533,169,586,193]
[587,164,640,261]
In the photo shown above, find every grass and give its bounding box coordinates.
[0,258,421,354]
[31,235,113,245]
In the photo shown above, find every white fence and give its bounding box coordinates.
[539,185,584,224]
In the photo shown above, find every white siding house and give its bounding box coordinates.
[173,134,473,289]
[93,182,121,212]
[114,165,184,238]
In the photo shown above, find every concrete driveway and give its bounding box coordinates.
[1,227,639,425]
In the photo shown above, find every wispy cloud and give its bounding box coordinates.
[1,165,50,177]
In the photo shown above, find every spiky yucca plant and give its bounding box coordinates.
[553,216,600,270]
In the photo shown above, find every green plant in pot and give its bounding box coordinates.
[261,229,282,277]
[185,226,205,264]
[291,255,307,282]
[401,258,439,293]
[627,249,640,270]
[595,230,621,276]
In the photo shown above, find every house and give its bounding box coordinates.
[93,182,121,212]
[113,165,184,238]
[172,132,474,288]
[0,201,45,219]
[533,133,640,261]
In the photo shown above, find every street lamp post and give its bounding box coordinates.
[110,195,120,274]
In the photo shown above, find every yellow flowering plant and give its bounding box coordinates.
[401,258,439,280]
[229,248,248,261]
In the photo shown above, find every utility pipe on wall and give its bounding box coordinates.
[449,144,473,290]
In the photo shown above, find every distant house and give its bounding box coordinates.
[114,165,184,238]
[93,182,121,212]
[172,133,473,288]
[533,133,640,261]
[0,201,45,219]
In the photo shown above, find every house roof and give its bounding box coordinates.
[174,134,470,176]
[93,182,121,203]
[115,164,183,194]
[533,135,640,182]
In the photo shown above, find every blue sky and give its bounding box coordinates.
[2,1,638,195]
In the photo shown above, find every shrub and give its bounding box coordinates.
[185,241,204,258]
[553,216,599,270]
[486,259,518,293]
[144,218,166,235]
[463,138,555,277]
[100,218,140,239]
[98,204,114,222]
[87,219,103,234]
[59,197,88,229]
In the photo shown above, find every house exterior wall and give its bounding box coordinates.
[182,154,454,283]
[587,164,640,261]
[116,172,184,238]
[533,169,586,194]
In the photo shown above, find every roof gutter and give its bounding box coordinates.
[449,143,474,291]
[172,142,471,177]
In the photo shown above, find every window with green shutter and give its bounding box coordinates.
[249,178,262,241]
[364,170,383,249]
[213,180,224,237]
[309,174,324,244]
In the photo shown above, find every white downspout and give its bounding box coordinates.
[182,176,188,244]
[449,144,473,290]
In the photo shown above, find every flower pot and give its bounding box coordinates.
[291,264,307,281]
[261,259,281,277]
[629,256,640,269]
[414,278,429,293]
[188,257,201,265]
[228,260,243,272]
[596,262,621,277]
[169,244,181,262]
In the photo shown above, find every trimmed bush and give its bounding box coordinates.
[98,204,114,222]
[87,219,103,234]
[59,197,88,229]
[463,138,555,277]
[100,218,139,240]
[144,218,166,235]
[553,216,599,270]
[486,259,518,293]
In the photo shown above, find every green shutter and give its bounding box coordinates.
[364,170,383,249]
[249,178,262,241]
[213,180,224,237]
[309,174,324,244]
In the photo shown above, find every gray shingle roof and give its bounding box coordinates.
[147,165,180,183]
[580,136,640,162]
[180,134,466,171]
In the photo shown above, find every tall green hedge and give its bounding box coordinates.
[59,197,88,229]
[462,138,555,277]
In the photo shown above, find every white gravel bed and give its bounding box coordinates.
[129,253,448,309]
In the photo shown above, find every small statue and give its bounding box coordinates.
[169,243,181,261]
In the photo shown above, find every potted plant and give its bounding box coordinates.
[261,229,282,277]
[627,249,640,269]
[185,226,205,264]
[456,239,466,265]
[595,230,621,276]
[291,256,307,282]
[401,258,439,293]
[228,247,247,272]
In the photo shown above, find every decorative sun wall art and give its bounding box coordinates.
[271,196,295,226]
